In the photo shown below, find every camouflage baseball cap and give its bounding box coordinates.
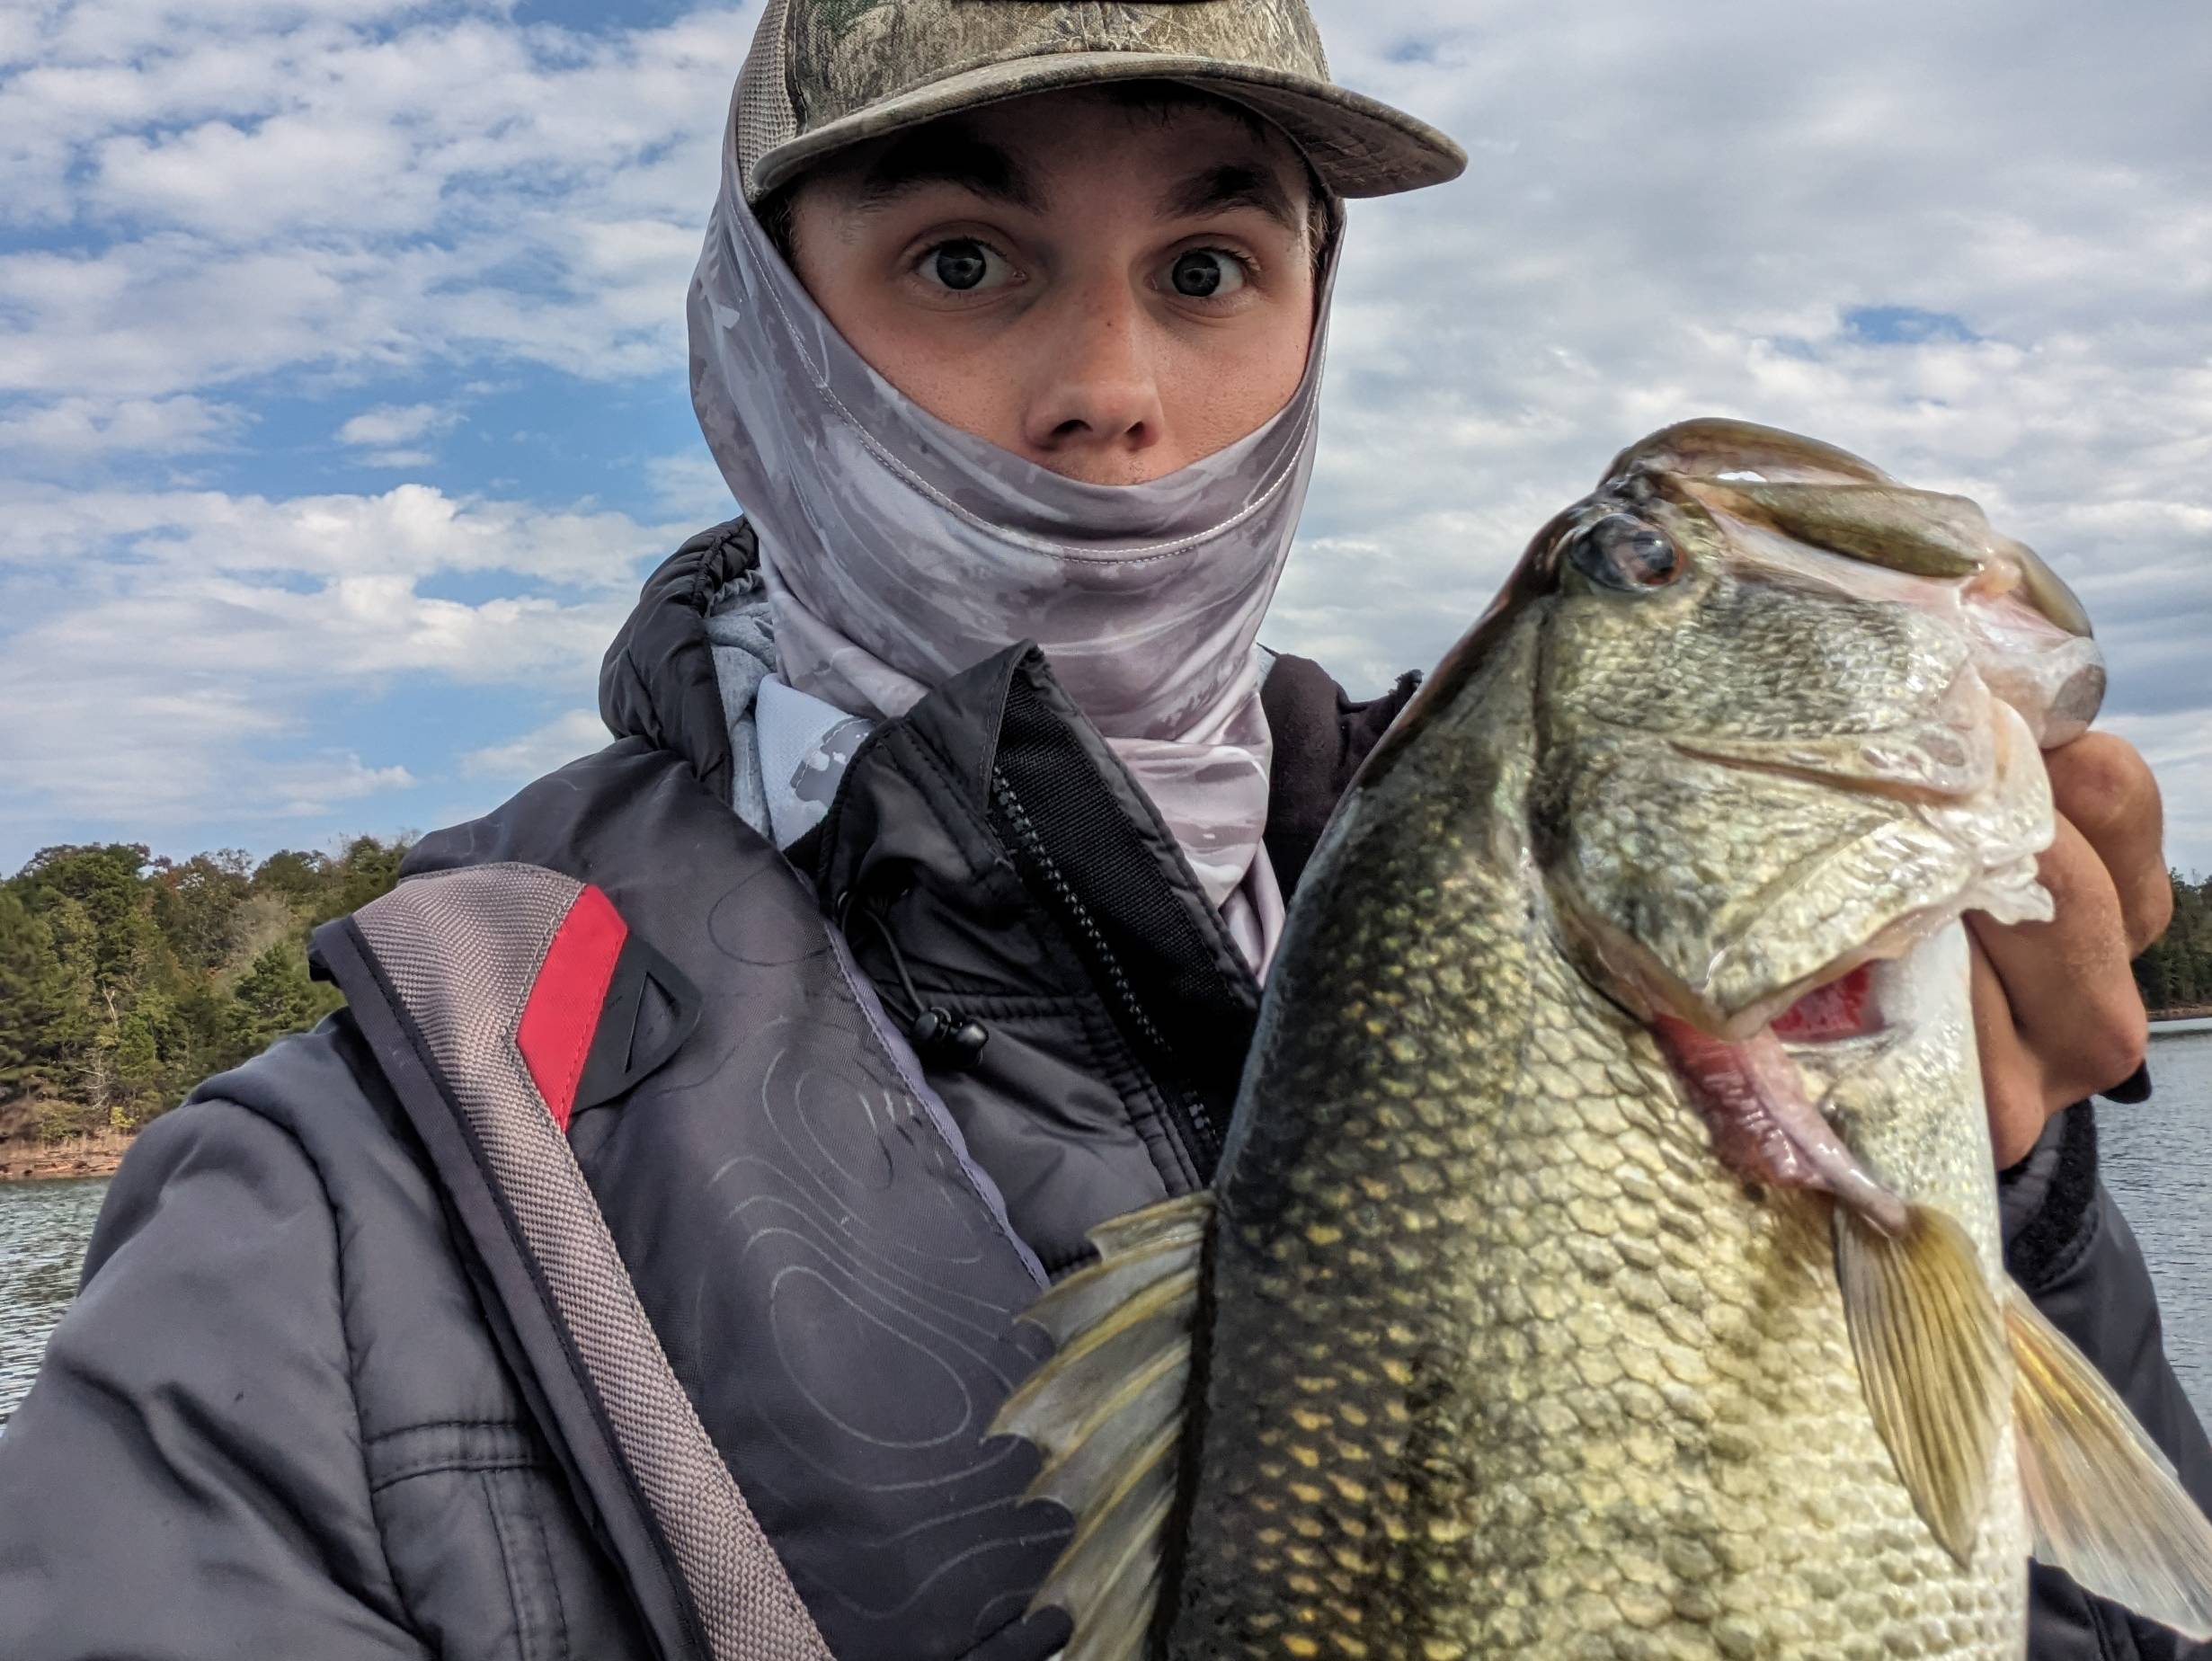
[733,0,1466,202]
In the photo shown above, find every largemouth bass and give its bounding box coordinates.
[991,420,2212,1659]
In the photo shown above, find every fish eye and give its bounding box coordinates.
[1566,514,1682,592]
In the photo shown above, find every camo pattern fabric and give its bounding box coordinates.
[789,0,1328,129]
[731,0,1464,200]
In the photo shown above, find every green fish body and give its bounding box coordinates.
[993,421,2212,1661]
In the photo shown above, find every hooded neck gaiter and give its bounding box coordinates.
[687,111,1335,976]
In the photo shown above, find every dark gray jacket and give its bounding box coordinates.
[1,522,2204,1660]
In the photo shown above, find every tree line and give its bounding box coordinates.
[0,841,2207,1143]
[2136,868,2212,1016]
[0,838,408,1140]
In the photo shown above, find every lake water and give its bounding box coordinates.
[0,1176,109,1428]
[2101,1019,2212,1422]
[3,1026,2209,1428]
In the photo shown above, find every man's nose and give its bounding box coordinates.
[1019,280,1167,473]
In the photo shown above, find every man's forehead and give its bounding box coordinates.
[856,122,1046,214]
[845,97,1306,230]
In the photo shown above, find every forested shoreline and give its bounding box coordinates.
[2135,870,2212,1017]
[0,841,2208,1162]
[0,838,408,1148]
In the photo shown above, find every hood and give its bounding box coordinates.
[600,519,1424,898]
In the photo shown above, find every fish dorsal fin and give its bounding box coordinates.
[990,1192,1212,1661]
[2005,1283,2212,1639]
[1834,1204,2011,1565]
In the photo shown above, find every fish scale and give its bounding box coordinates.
[990,419,2212,1661]
[1168,634,2021,1659]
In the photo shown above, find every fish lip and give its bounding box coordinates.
[1546,893,1885,1045]
[1653,647,2002,805]
[1577,895,1980,1050]
[1646,973,1915,1232]
[1690,948,1904,1045]
[1661,738,1977,809]
[1771,955,1915,1088]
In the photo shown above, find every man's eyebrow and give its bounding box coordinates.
[853,126,1047,215]
[1157,163,1302,235]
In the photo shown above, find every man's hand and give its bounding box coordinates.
[1967,731,2172,1167]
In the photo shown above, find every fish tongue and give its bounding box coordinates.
[1651,1015,1909,1234]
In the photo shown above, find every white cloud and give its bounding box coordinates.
[266,755,418,818]
[0,0,2207,879]
[644,449,736,524]
[93,113,427,235]
[0,393,247,455]
[0,480,672,840]
[1279,0,2212,867]
[0,4,748,394]
[0,239,418,398]
[0,14,43,67]
[1,478,670,587]
[337,403,452,447]
[462,708,610,779]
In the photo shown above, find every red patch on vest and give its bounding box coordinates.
[517,884,629,1131]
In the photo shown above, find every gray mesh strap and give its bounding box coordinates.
[734,0,798,183]
[349,864,835,1661]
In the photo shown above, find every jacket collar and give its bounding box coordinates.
[597,518,1425,894]
[598,518,761,807]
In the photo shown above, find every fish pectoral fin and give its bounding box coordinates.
[988,1191,1211,1660]
[1834,1204,2010,1567]
[2005,1282,2212,1639]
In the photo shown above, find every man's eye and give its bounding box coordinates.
[1167,249,1248,299]
[921,238,1008,294]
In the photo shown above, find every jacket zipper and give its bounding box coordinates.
[989,764,1224,1176]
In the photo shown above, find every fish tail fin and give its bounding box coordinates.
[2005,1281,2212,1639]
[989,1191,1211,1659]
[1834,1203,2010,1566]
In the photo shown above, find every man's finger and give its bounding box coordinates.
[2046,731,2173,955]
[1970,938,2049,1168]
[1966,813,2147,1110]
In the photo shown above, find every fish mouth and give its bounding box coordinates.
[1648,948,1926,1233]
[1550,643,2060,1049]
[1768,957,1889,1047]
[1643,919,1984,1236]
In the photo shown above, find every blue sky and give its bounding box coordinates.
[2,0,2209,875]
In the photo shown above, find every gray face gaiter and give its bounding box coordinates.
[687,107,1336,975]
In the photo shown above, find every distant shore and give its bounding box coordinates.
[1,1006,2207,1186]
[0,1130,135,1185]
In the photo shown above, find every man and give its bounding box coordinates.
[0,3,2198,1657]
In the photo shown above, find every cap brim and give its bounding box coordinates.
[746,49,1467,201]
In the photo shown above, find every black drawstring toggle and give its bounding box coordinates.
[837,889,991,1071]
[909,1006,990,1069]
